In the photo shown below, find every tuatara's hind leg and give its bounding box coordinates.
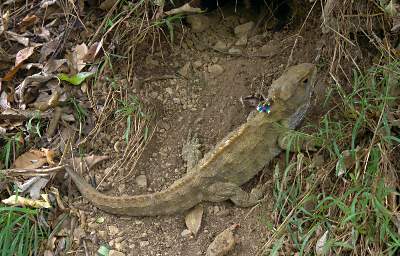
[206,182,267,207]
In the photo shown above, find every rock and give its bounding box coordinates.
[139,240,150,247]
[98,230,107,240]
[108,225,119,236]
[179,62,192,77]
[160,121,171,131]
[114,242,123,251]
[181,229,192,237]
[150,91,158,98]
[228,48,242,55]
[206,224,239,256]
[144,55,159,66]
[193,60,202,68]
[234,21,254,37]
[213,41,229,51]
[235,35,248,46]
[259,41,280,57]
[186,15,210,32]
[135,175,147,188]
[109,250,125,256]
[165,87,173,95]
[173,98,181,104]
[208,64,224,76]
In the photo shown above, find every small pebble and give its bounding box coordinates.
[181,229,192,237]
[135,175,148,188]
[208,64,224,76]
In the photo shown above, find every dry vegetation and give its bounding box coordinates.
[0,0,399,255]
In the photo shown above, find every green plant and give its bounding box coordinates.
[152,14,184,43]
[26,112,43,138]
[115,96,146,143]
[266,62,400,255]
[0,133,23,169]
[0,206,48,255]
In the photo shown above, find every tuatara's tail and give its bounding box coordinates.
[65,167,203,216]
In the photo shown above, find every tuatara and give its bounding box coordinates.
[65,63,317,216]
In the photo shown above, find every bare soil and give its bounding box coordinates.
[68,3,329,255]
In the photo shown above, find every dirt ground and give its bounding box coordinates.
[68,2,328,255]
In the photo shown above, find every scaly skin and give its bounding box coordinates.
[65,63,317,216]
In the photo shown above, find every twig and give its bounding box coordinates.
[0,165,67,177]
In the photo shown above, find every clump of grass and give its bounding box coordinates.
[116,95,147,143]
[0,206,48,255]
[264,62,400,255]
[0,133,23,169]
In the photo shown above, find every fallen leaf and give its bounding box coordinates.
[40,0,57,8]
[13,148,55,169]
[57,71,95,85]
[15,73,54,104]
[34,26,51,41]
[83,39,103,62]
[185,205,203,236]
[72,43,88,73]
[13,149,48,169]
[0,108,52,121]
[43,58,67,73]
[47,187,66,211]
[18,176,49,199]
[5,31,29,46]
[0,10,10,34]
[315,230,329,256]
[3,46,36,81]
[2,194,51,208]
[206,224,239,256]
[0,91,10,109]
[31,89,60,111]
[40,37,61,62]
[19,14,39,32]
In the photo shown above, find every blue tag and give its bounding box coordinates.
[257,102,271,113]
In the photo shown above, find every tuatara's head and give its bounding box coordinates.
[267,63,317,128]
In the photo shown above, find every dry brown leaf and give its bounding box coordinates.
[19,14,39,32]
[40,0,57,8]
[2,194,51,208]
[72,43,88,73]
[315,230,329,256]
[0,10,10,34]
[3,46,35,81]
[43,58,67,73]
[83,39,103,62]
[15,73,54,104]
[31,89,60,111]
[34,26,50,41]
[18,176,49,199]
[40,38,60,62]
[185,205,204,236]
[5,31,29,46]
[0,91,10,109]
[13,148,55,169]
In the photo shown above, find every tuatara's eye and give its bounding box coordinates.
[302,78,308,84]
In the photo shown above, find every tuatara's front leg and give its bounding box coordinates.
[205,182,267,207]
[182,133,202,173]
